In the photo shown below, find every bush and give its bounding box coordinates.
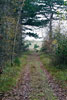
[14,57,21,66]
[41,40,53,54]
[54,34,67,67]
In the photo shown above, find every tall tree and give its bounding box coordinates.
[0,0,26,67]
[39,0,64,40]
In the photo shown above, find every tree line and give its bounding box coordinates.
[0,0,27,70]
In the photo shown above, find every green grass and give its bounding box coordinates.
[40,54,67,89]
[29,57,58,100]
[0,55,28,92]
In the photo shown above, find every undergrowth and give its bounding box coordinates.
[0,55,27,92]
[40,54,67,89]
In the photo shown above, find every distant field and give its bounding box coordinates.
[25,40,43,50]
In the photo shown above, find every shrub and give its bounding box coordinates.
[14,57,21,66]
[54,34,67,67]
[41,40,53,54]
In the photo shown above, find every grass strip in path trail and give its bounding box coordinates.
[28,56,58,100]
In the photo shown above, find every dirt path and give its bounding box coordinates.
[2,54,67,100]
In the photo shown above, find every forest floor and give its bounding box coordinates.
[2,53,67,100]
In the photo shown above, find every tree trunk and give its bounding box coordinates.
[49,13,53,40]
[12,0,25,64]
[11,54,13,66]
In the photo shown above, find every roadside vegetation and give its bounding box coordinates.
[40,27,67,89]
[0,55,27,92]
[40,53,67,89]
